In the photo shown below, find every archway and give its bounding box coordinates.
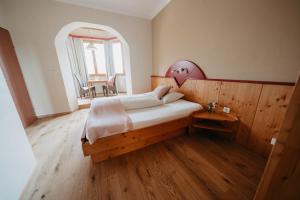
[55,22,133,112]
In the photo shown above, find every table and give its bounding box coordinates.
[87,79,107,85]
[87,79,107,98]
[191,111,239,139]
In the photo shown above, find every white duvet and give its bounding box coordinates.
[86,94,202,142]
[128,99,202,130]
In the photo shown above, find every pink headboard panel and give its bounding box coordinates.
[165,60,206,87]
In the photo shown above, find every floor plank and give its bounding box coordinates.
[21,109,266,200]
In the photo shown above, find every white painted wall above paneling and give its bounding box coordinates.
[152,0,300,83]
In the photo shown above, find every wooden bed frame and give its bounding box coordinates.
[81,61,205,163]
[82,117,192,163]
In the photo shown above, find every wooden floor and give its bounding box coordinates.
[22,109,266,200]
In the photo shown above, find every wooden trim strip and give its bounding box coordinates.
[151,75,295,86]
[207,78,295,86]
[69,34,117,41]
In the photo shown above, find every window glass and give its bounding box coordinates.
[94,43,106,74]
[112,42,124,74]
[83,40,124,75]
[83,42,95,74]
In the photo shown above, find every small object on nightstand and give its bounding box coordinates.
[223,107,231,113]
[207,101,218,113]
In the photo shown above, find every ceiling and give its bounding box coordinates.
[56,0,171,19]
[70,28,116,38]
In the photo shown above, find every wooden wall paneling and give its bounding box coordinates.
[176,79,196,102]
[194,80,221,106]
[151,77,193,99]
[0,28,36,127]
[151,77,221,107]
[151,76,296,157]
[254,77,300,200]
[165,77,178,89]
[151,76,161,89]
[151,77,176,90]
[248,84,294,157]
[151,77,158,90]
[218,82,263,146]
[151,77,160,90]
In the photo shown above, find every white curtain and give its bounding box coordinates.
[66,37,88,97]
[104,40,127,93]
[104,40,114,76]
[103,40,126,93]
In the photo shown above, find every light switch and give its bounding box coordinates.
[271,138,277,145]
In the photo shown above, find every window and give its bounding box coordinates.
[83,40,124,76]
[112,42,124,74]
[83,43,95,74]
[83,41,106,75]
[94,43,106,74]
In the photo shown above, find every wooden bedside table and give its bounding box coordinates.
[191,111,239,138]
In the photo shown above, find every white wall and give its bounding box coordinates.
[153,0,300,82]
[0,68,36,200]
[1,0,152,116]
[0,2,7,28]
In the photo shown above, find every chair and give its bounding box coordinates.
[102,75,118,97]
[74,74,96,98]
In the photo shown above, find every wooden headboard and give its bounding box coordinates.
[165,60,206,87]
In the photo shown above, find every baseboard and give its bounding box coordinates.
[78,103,90,109]
[37,111,71,119]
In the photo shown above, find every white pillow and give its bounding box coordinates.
[162,92,184,104]
[121,95,163,110]
[151,85,172,99]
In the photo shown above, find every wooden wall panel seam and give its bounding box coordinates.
[246,84,264,148]
[248,85,294,157]
[254,77,300,199]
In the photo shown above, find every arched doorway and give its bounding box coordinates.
[55,22,133,112]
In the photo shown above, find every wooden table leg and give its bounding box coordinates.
[88,83,93,99]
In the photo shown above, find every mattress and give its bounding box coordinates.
[127,99,202,130]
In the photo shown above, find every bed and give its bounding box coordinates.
[81,99,202,163]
